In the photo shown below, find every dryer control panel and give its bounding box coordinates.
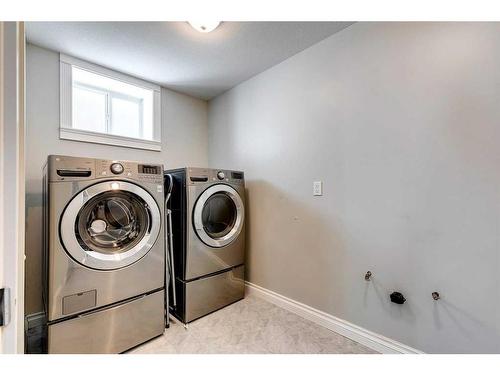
[186,167,245,186]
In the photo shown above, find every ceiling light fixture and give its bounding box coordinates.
[188,21,221,33]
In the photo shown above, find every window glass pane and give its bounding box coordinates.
[71,66,155,141]
[111,96,141,139]
[141,92,154,140]
[72,85,107,133]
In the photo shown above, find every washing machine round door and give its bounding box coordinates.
[60,181,161,270]
[193,184,244,248]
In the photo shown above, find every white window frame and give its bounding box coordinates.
[60,53,162,151]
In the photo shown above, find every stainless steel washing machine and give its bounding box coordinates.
[43,155,165,353]
[165,167,245,323]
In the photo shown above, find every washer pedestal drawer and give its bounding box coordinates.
[48,290,164,354]
[182,265,245,323]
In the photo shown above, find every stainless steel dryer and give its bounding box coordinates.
[43,155,165,353]
[165,167,245,323]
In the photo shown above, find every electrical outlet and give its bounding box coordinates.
[313,181,323,196]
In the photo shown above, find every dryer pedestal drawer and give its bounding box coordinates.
[183,265,245,323]
[48,290,164,354]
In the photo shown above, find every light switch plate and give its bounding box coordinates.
[313,181,323,196]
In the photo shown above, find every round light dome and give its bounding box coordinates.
[188,21,221,33]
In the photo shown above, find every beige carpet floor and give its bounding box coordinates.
[129,295,376,354]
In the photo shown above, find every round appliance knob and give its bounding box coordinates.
[110,163,124,174]
[217,171,225,180]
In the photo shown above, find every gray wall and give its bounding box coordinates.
[25,43,208,314]
[208,23,500,353]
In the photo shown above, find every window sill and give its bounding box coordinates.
[60,127,162,152]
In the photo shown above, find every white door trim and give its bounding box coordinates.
[245,281,424,354]
[0,20,4,355]
[0,21,25,354]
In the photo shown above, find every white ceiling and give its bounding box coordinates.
[26,22,353,100]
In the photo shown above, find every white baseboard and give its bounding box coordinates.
[245,281,423,354]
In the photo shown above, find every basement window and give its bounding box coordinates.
[60,54,161,151]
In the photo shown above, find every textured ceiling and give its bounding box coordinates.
[26,22,353,100]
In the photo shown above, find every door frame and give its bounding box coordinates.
[0,21,26,354]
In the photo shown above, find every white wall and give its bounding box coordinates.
[25,43,208,314]
[208,22,500,353]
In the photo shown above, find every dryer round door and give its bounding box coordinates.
[193,184,244,248]
[60,181,161,270]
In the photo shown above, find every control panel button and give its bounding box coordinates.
[110,163,124,175]
[217,171,225,180]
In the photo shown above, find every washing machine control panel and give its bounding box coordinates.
[95,159,163,183]
[137,164,163,183]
